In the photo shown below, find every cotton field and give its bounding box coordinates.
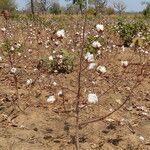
[0,13,150,150]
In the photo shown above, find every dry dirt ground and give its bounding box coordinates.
[0,15,150,150]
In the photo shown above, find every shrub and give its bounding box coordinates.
[85,7,96,15]
[42,49,75,74]
[85,35,107,54]
[0,0,16,11]
[114,19,147,47]
[105,7,115,15]
[49,2,62,15]
[143,3,150,18]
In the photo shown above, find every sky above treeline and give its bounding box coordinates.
[16,0,148,12]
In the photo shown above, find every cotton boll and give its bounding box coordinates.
[18,52,22,56]
[56,29,65,38]
[92,41,101,48]
[0,56,2,61]
[11,67,17,73]
[139,136,144,141]
[58,90,63,96]
[88,63,97,70]
[53,82,57,86]
[16,43,21,48]
[96,24,104,32]
[121,60,129,67]
[55,41,59,46]
[47,96,56,103]
[10,46,15,51]
[97,50,101,55]
[88,93,98,104]
[1,28,6,32]
[85,52,94,62]
[49,56,53,61]
[97,65,107,73]
[26,79,33,85]
[28,49,32,53]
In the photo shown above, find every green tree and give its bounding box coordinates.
[92,0,107,15]
[142,2,150,18]
[113,0,126,14]
[0,0,16,11]
[49,1,62,14]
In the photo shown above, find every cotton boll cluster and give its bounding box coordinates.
[85,52,94,62]
[88,93,98,104]
[96,24,104,32]
[97,65,107,73]
[92,41,101,48]
[56,29,65,38]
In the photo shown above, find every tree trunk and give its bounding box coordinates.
[31,0,34,14]
[79,4,83,15]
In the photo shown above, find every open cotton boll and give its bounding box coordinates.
[96,24,104,32]
[88,63,97,70]
[58,90,63,96]
[121,60,129,67]
[0,56,2,61]
[15,43,21,48]
[92,41,101,48]
[26,79,33,85]
[97,65,107,73]
[47,95,56,103]
[10,67,17,74]
[10,46,15,51]
[1,27,6,32]
[56,29,65,38]
[88,93,98,104]
[49,56,53,61]
[85,52,94,62]
[139,136,145,141]
[52,82,57,86]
